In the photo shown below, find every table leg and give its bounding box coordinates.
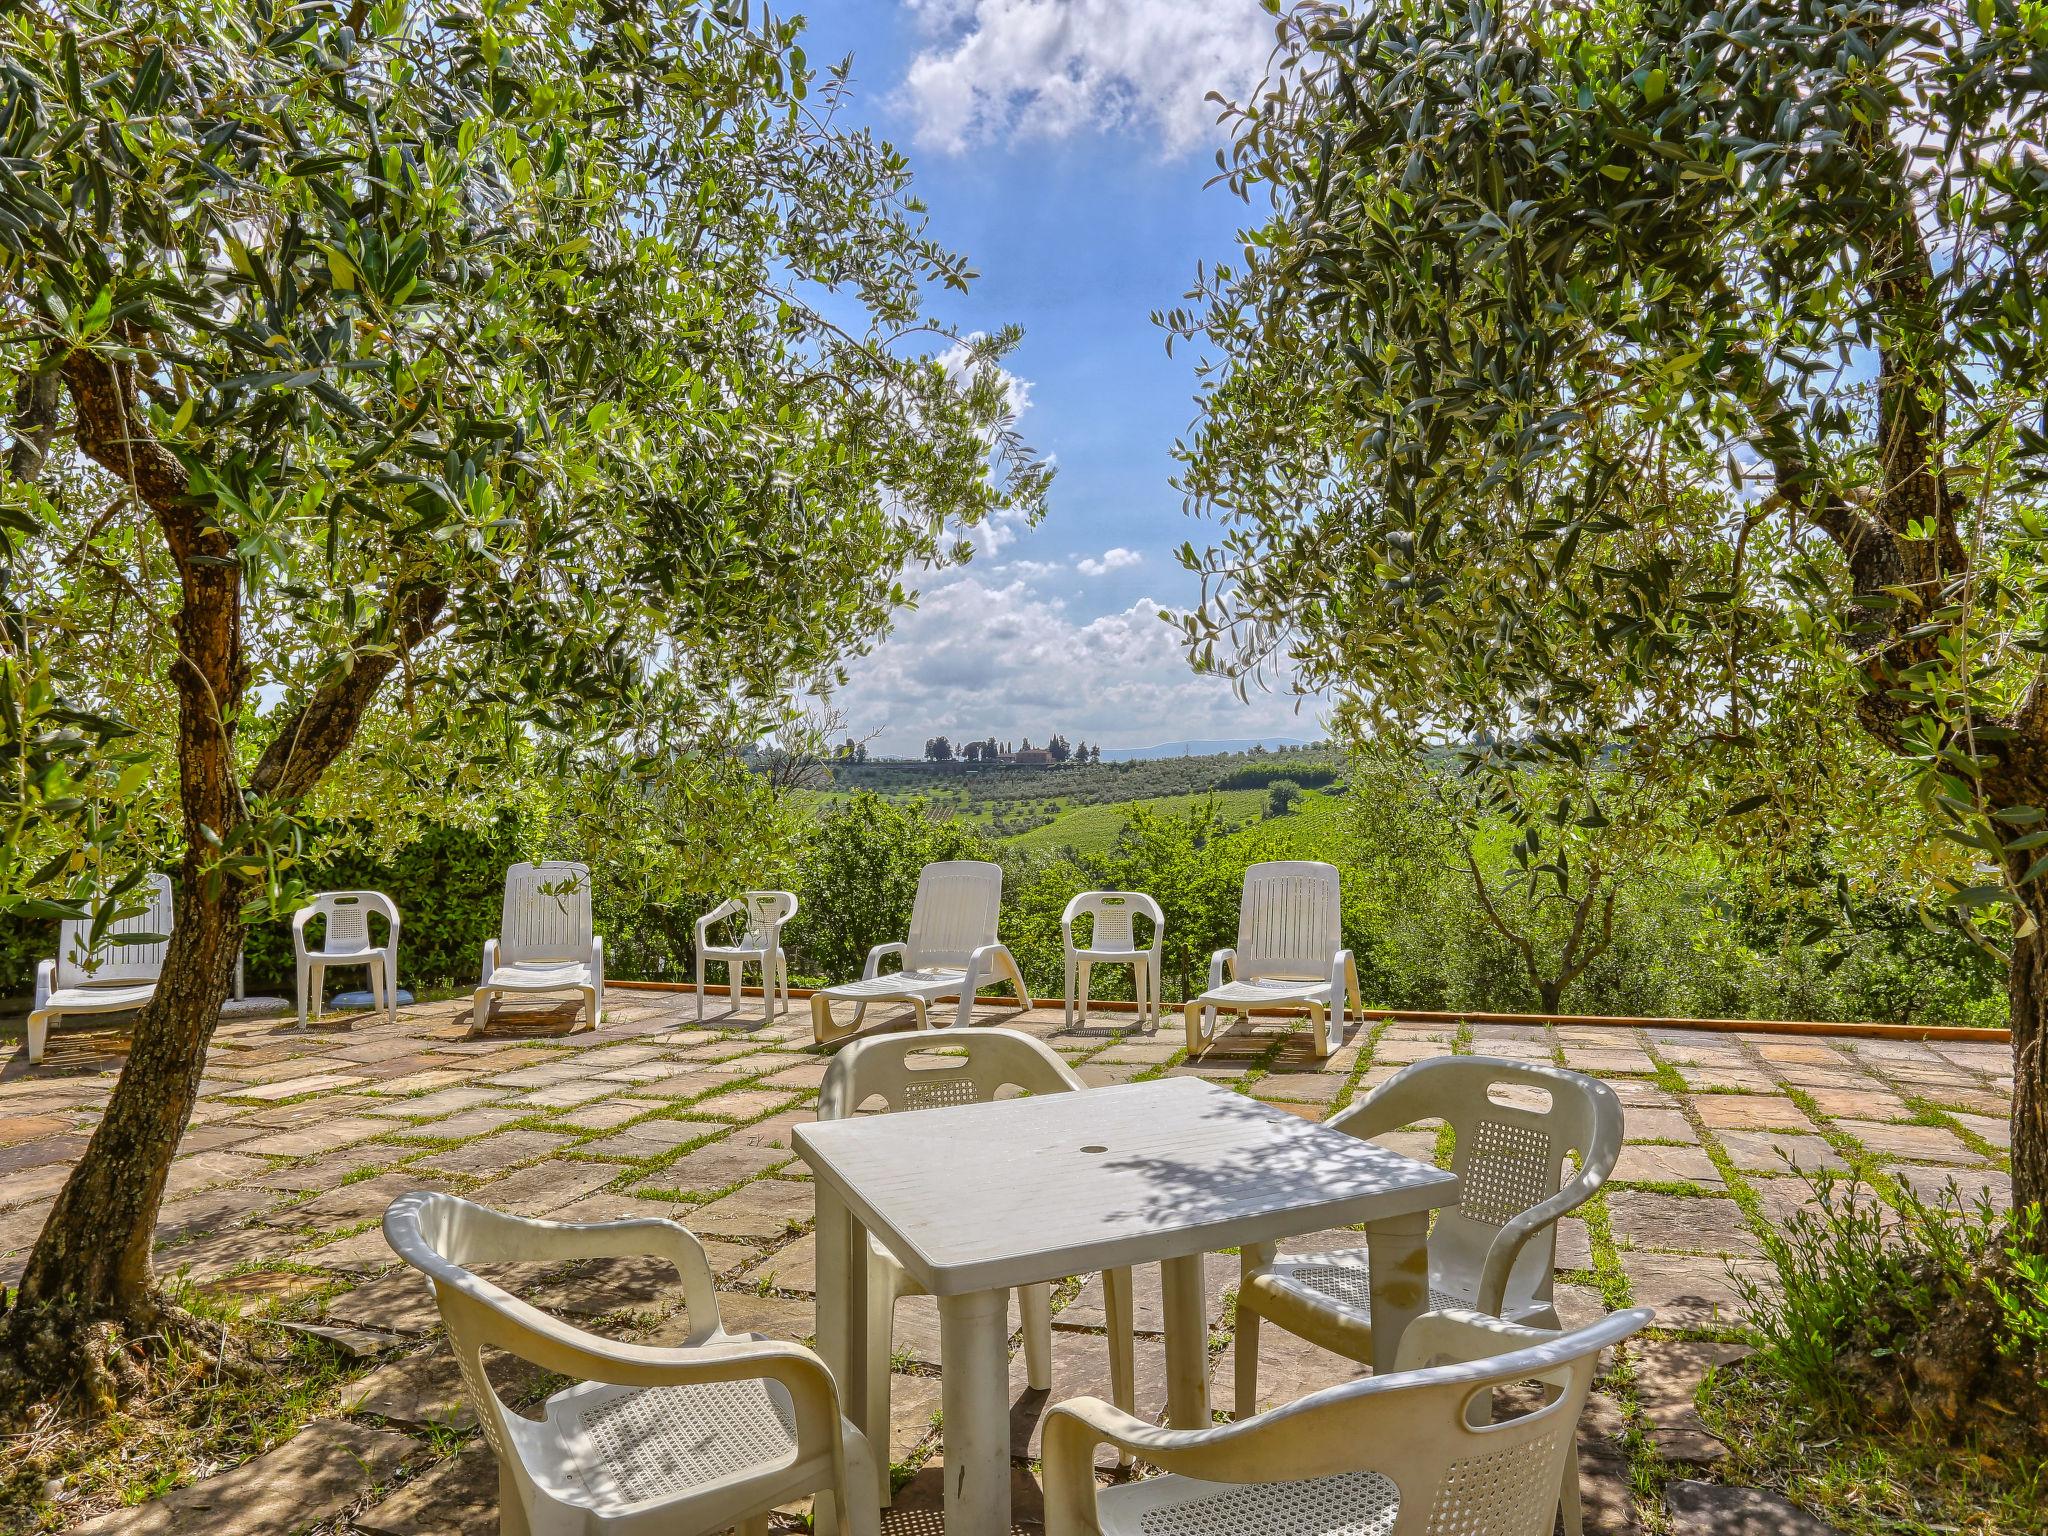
[813,1186,869,1536]
[939,1288,1012,1536]
[1161,1253,1210,1428]
[1364,1210,1432,1372]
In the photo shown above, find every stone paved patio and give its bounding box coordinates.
[0,990,2016,1533]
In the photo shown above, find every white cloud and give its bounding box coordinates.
[1075,546,1142,576]
[826,572,1321,754]
[935,334,1034,418]
[899,0,1275,155]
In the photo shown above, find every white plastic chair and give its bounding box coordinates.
[293,890,400,1028]
[27,873,173,1065]
[1061,890,1164,1030]
[808,860,1027,1044]
[473,861,604,1034]
[694,890,797,1023]
[1183,860,1359,1057]
[384,1191,878,1536]
[817,1027,1141,1498]
[1044,1307,1651,1536]
[1234,1056,1624,1430]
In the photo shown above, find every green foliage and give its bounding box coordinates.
[786,793,995,984]
[1169,0,2048,950]
[239,819,519,991]
[1,0,1047,923]
[1736,1172,2047,1467]
[1264,779,1302,818]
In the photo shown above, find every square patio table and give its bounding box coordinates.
[794,1074,1459,1536]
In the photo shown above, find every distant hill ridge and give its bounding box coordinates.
[1098,736,1311,761]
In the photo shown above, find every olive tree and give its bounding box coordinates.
[0,0,1045,1407]
[1168,0,2047,1221]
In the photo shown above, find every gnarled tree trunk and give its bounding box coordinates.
[2006,891,2048,1245]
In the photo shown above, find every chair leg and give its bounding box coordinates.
[910,997,928,1030]
[469,988,492,1035]
[1560,1446,1585,1536]
[1020,1281,1054,1391]
[1063,955,1076,1027]
[387,951,400,1023]
[581,985,598,1032]
[737,1515,770,1536]
[780,956,792,1018]
[1233,1297,1262,1418]
[26,1009,51,1065]
[495,1459,532,1536]
[1183,999,1206,1054]
[309,961,326,1024]
[1310,1001,1328,1058]
[1077,961,1092,1026]
[694,950,705,1023]
[295,955,309,1029]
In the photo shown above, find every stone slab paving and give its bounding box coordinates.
[0,991,2015,1533]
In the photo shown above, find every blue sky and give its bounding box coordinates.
[798,1,1326,756]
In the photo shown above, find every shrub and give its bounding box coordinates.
[1735,1171,2047,1458]
[787,793,995,984]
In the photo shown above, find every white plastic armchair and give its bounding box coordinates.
[817,1028,1141,1495]
[1183,860,1359,1057]
[694,891,797,1023]
[1060,891,1164,1030]
[28,873,173,1065]
[808,860,1027,1045]
[293,890,400,1028]
[384,1191,879,1536]
[1043,1307,1651,1536]
[1234,1056,1624,1420]
[473,862,603,1035]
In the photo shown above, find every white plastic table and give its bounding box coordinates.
[794,1075,1460,1536]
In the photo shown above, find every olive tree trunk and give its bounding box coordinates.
[2007,900,2048,1247]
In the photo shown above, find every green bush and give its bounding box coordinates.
[786,793,995,984]
[239,818,522,992]
[1732,1172,2047,1473]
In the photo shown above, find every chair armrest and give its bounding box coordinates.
[695,899,740,948]
[862,942,907,980]
[34,958,55,1009]
[1047,1306,1653,1502]
[1207,948,1236,990]
[1393,1308,1562,1372]
[1327,948,1355,992]
[965,943,1014,991]
[590,935,604,992]
[467,1299,849,1459]
[1477,1165,1606,1313]
[480,938,497,984]
[292,906,315,961]
[1046,1385,1413,1487]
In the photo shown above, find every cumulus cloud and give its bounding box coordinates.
[826,572,1321,753]
[935,334,1034,418]
[899,0,1275,155]
[1075,546,1142,576]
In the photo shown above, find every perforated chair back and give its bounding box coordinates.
[734,890,797,949]
[499,860,593,965]
[1237,860,1343,981]
[304,890,397,951]
[817,1026,1083,1120]
[1338,1056,1622,1316]
[903,860,1003,971]
[1064,890,1161,952]
[55,873,173,988]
